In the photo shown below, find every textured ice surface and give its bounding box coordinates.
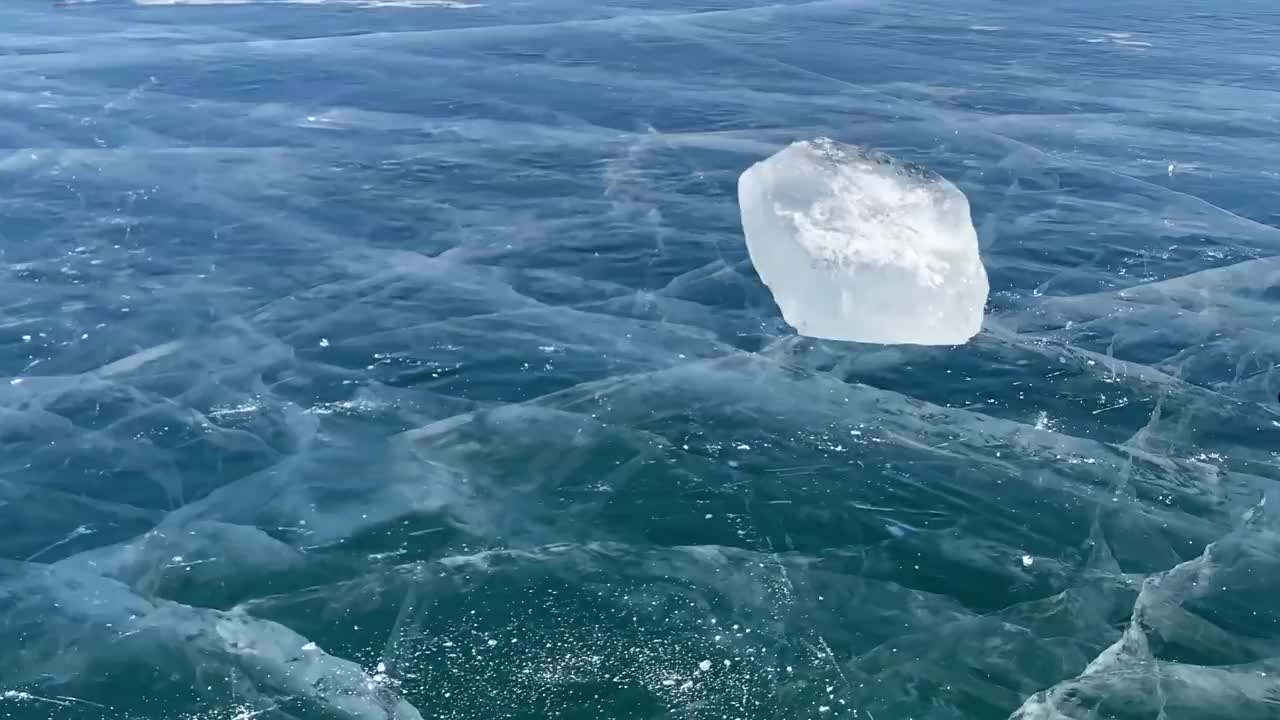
[1010,497,1280,720]
[2,0,1279,719]
[0,564,424,719]
[738,138,989,345]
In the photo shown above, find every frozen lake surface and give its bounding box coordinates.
[1,1,1279,718]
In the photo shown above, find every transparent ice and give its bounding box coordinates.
[1,0,1278,719]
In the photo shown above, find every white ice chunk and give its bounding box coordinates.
[738,138,989,345]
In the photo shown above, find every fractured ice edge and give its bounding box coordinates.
[0,561,424,719]
[1011,495,1280,719]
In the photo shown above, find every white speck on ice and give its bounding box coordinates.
[1022,555,1034,568]
[699,660,712,672]
[319,338,330,347]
